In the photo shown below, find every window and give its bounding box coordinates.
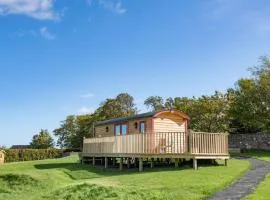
[106,126,109,132]
[122,124,127,135]
[139,121,146,134]
[115,125,121,136]
[114,124,128,136]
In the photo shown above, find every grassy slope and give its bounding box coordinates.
[0,156,249,200]
[244,151,270,200]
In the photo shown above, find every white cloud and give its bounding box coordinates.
[0,0,59,20]
[88,0,126,14]
[39,26,55,40]
[80,93,95,98]
[77,106,95,115]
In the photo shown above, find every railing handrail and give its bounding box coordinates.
[83,132,229,155]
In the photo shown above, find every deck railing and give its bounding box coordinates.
[83,132,228,156]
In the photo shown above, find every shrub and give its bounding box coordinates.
[4,149,62,163]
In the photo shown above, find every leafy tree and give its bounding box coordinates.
[99,93,137,120]
[30,129,54,149]
[53,115,78,148]
[229,56,270,133]
[54,93,137,149]
[53,114,95,149]
[166,92,230,132]
[144,96,165,111]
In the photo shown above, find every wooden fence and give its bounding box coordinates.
[83,132,228,156]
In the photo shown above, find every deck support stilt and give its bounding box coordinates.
[175,158,179,168]
[92,157,95,166]
[104,157,108,169]
[150,158,154,168]
[193,158,197,170]
[112,157,116,167]
[139,158,143,172]
[127,158,131,169]
[119,157,123,171]
[225,159,228,167]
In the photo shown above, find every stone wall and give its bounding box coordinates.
[229,134,270,150]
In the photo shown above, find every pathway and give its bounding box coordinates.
[208,158,270,200]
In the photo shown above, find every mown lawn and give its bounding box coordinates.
[244,151,270,200]
[0,156,249,200]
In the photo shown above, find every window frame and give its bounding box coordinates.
[114,123,128,136]
[139,121,146,134]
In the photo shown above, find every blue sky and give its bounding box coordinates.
[1,0,270,147]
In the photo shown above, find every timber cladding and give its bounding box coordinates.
[153,112,186,133]
[95,117,152,137]
[94,110,189,137]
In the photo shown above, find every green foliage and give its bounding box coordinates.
[144,96,165,111]
[4,149,62,162]
[98,93,137,120]
[30,129,54,149]
[229,56,270,133]
[54,114,94,149]
[54,93,137,149]
[144,92,229,132]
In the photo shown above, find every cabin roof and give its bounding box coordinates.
[95,109,189,126]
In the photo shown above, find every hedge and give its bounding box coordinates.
[4,149,63,163]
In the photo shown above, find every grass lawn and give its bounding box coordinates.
[244,151,270,200]
[0,156,249,200]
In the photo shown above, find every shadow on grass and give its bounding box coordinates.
[34,159,221,180]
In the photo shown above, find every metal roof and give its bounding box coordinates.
[95,111,155,126]
[95,109,189,126]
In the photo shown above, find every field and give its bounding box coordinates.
[0,156,249,200]
[244,151,270,200]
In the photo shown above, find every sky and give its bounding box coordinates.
[1,0,270,147]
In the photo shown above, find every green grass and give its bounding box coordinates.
[243,150,270,162]
[0,156,249,200]
[243,151,270,200]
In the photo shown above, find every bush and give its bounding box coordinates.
[4,149,62,163]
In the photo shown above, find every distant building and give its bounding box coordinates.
[10,145,30,149]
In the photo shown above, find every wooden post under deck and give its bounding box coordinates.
[92,157,95,166]
[119,157,123,171]
[193,158,197,170]
[104,157,108,169]
[127,158,131,169]
[150,158,154,168]
[175,158,179,168]
[139,158,143,172]
[112,157,116,167]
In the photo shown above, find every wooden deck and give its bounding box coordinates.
[81,132,229,171]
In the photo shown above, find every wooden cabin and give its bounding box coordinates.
[0,150,5,164]
[94,110,189,137]
[81,110,229,171]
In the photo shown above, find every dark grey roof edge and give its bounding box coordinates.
[95,109,190,126]
[95,111,155,126]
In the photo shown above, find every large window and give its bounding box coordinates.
[139,121,146,134]
[122,124,127,135]
[115,125,121,136]
[114,124,128,136]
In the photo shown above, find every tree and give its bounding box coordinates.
[163,92,230,132]
[99,93,137,120]
[144,96,165,111]
[53,93,137,149]
[30,129,54,149]
[229,56,270,133]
